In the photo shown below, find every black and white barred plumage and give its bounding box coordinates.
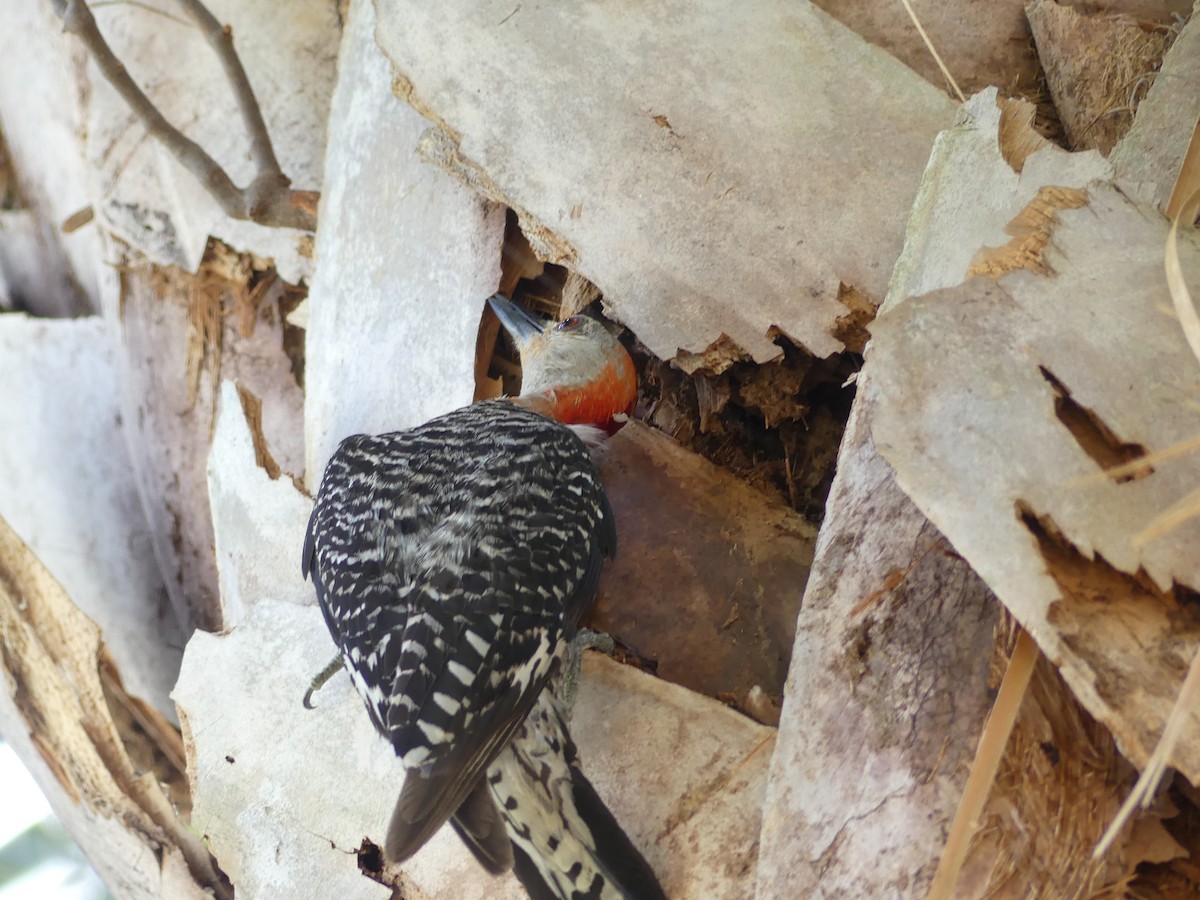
[492,688,666,900]
[303,399,664,897]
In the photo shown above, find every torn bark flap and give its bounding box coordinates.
[870,182,1200,779]
[375,0,954,363]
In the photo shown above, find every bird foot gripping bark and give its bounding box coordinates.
[302,654,343,709]
[561,628,614,716]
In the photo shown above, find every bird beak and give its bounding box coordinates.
[488,294,547,351]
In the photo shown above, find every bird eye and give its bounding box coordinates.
[556,316,583,331]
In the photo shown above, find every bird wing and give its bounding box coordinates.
[303,403,615,863]
[382,578,567,862]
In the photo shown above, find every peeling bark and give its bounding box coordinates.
[0,515,228,899]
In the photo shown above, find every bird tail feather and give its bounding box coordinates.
[488,697,666,900]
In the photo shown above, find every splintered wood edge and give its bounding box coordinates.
[995,96,1049,175]
[966,186,1089,279]
[1099,126,1200,857]
[414,126,578,266]
[0,513,228,897]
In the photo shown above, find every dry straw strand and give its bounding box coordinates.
[927,628,1039,900]
[1067,431,1200,486]
[1133,483,1200,548]
[897,0,966,103]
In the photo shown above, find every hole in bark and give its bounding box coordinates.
[1018,500,1164,603]
[356,838,421,896]
[277,280,308,391]
[1038,366,1152,482]
[1131,774,1200,894]
[477,208,858,520]
[634,335,857,521]
[478,212,846,719]
[608,640,659,676]
[357,838,385,878]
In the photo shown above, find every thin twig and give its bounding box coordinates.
[1066,431,1200,486]
[91,0,191,28]
[55,0,317,231]
[1134,482,1200,547]
[174,0,283,183]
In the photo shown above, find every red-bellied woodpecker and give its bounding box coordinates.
[303,295,665,899]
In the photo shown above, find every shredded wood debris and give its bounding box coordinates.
[1027,0,1174,155]
[0,514,229,897]
[235,386,282,481]
[973,635,1184,895]
[966,186,1089,278]
[184,241,282,411]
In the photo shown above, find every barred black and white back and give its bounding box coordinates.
[303,400,614,866]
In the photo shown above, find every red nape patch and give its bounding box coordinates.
[547,354,637,434]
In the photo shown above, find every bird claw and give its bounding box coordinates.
[560,628,615,714]
[572,628,614,656]
[303,654,344,709]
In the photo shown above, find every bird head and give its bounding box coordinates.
[488,294,637,435]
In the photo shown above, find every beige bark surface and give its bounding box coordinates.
[373,0,954,366]
[79,0,339,281]
[0,315,182,721]
[872,180,1200,778]
[756,87,1183,897]
[302,0,504,483]
[117,251,304,633]
[755,382,1000,898]
[1111,0,1200,209]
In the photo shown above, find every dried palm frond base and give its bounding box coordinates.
[1026,0,1175,155]
[952,615,1186,898]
